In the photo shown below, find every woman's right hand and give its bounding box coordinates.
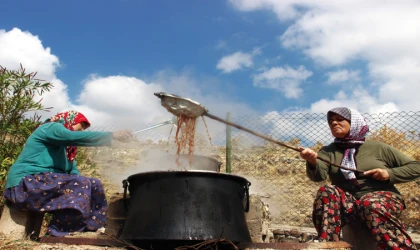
[112,130,133,141]
[299,147,318,167]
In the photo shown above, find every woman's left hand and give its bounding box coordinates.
[363,168,390,181]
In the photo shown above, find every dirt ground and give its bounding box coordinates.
[0,232,128,250]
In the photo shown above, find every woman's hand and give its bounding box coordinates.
[363,168,390,181]
[112,130,133,142]
[299,147,318,167]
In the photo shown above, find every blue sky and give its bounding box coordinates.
[1,0,420,134]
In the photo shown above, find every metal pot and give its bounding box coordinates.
[120,171,252,244]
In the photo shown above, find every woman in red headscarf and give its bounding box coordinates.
[299,107,420,249]
[3,110,131,237]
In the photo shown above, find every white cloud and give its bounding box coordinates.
[77,75,166,126]
[0,28,59,81]
[39,78,71,112]
[149,69,259,140]
[326,69,360,84]
[215,40,228,50]
[259,110,335,145]
[229,0,420,112]
[0,28,258,138]
[0,28,69,119]
[229,0,304,21]
[309,89,399,115]
[370,58,420,111]
[216,49,260,73]
[152,71,254,114]
[278,1,420,66]
[253,65,312,98]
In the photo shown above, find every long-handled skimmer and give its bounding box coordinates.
[133,116,177,134]
[154,92,364,174]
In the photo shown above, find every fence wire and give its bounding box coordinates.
[92,111,420,230]
[223,111,420,230]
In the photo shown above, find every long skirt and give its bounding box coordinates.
[3,172,108,237]
[313,184,416,250]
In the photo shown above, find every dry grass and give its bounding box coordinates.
[0,234,38,250]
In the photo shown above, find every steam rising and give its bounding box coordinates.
[94,144,221,191]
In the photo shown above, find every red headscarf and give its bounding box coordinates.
[46,110,91,162]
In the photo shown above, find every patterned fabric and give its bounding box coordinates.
[327,107,351,121]
[328,107,369,182]
[313,185,416,249]
[3,172,108,237]
[46,111,91,162]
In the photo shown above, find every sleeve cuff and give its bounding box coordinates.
[387,169,396,184]
[307,162,318,170]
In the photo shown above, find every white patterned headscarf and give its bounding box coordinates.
[327,107,369,184]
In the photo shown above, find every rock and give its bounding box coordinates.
[272,229,285,236]
[290,229,300,238]
[0,203,44,240]
[301,232,310,242]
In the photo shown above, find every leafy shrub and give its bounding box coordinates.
[0,65,53,213]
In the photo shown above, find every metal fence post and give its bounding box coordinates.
[226,112,232,173]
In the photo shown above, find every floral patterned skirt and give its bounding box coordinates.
[313,184,417,250]
[3,172,108,237]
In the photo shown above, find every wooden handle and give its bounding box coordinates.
[204,113,364,173]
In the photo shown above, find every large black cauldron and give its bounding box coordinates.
[120,171,251,245]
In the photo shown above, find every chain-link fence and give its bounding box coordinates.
[217,111,420,230]
[92,111,420,230]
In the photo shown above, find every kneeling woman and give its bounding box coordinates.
[3,110,131,236]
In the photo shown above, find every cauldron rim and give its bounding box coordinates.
[140,154,222,172]
[126,170,250,185]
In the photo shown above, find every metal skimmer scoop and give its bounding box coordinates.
[154,92,364,173]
